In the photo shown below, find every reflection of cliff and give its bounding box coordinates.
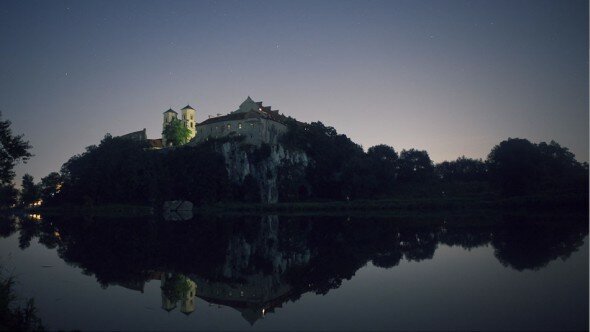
[2,212,587,324]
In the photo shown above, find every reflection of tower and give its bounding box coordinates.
[162,293,177,312]
[161,272,177,312]
[180,281,197,315]
[160,272,197,315]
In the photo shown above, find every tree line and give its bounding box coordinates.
[0,112,588,208]
[278,119,588,201]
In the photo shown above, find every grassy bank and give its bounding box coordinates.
[31,204,154,217]
[25,191,587,218]
[198,192,588,216]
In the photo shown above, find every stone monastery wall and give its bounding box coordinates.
[192,118,287,146]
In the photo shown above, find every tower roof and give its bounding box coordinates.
[163,108,178,114]
[236,96,259,113]
[181,105,195,110]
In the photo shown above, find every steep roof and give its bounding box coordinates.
[236,96,259,113]
[163,108,178,114]
[181,105,194,110]
[147,138,163,148]
[197,97,286,126]
[119,128,147,141]
[199,108,285,126]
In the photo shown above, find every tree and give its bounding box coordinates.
[486,138,543,195]
[0,112,32,209]
[367,145,398,164]
[397,149,435,183]
[162,118,191,146]
[0,184,18,208]
[536,140,587,189]
[367,145,398,195]
[487,138,587,195]
[436,157,487,182]
[20,174,40,207]
[39,172,63,202]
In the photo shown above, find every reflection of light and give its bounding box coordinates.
[30,199,43,207]
[55,183,63,193]
[262,308,265,316]
[28,213,42,221]
[53,231,61,240]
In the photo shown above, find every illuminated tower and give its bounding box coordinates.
[180,105,197,142]
[162,108,178,147]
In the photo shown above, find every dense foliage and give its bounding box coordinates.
[19,174,40,207]
[0,112,32,208]
[52,134,230,206]
[162,118,191,147]
[34,116,588,206]
[280,121,587,201]
[487,138,588,195]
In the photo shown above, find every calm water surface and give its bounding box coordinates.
[0,213,587,330]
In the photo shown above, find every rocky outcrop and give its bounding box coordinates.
[215,141,309,203]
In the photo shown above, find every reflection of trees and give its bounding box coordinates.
[0,214,18,238]
[17,217,41,249]
[438,227,492,250]
[399,227,438,261]
[6,212,588,317]
[492,220,588,271]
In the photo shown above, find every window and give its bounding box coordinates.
[238,123,242,129]
[227,124,231,129]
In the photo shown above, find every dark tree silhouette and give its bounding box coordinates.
[397,149,435,183]
[487,138,587,195]
[0,112,32,208]
[436,156,487,182]
[39,172,63,202]
[20,174,40,207]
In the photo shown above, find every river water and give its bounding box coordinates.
[0,213,587,330]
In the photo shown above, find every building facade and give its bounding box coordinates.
[189,97,287,146]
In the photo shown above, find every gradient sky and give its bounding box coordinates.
[1,0,588,184]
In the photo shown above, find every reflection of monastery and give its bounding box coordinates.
[120,96,287,148]
[116,271,296,325]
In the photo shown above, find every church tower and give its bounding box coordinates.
[162,108,178,147]
[181,105,197,142]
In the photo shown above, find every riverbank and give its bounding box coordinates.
[199,191,588,215]
[21,191,588,218]
[25,204,154,217]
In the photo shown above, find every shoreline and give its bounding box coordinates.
[13,192,587,218]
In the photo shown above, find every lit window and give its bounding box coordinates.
[238,123,242,129]
[227,124,231,129]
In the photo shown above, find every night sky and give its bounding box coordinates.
[1,0,588,184]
